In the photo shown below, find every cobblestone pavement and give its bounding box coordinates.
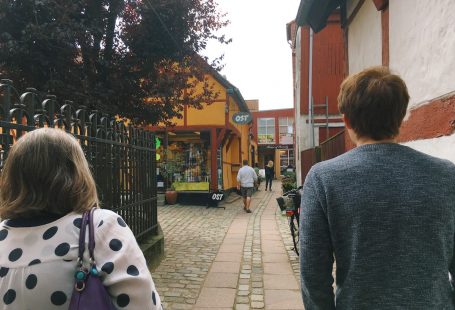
[150,185,303,309]
[151,198,242,309]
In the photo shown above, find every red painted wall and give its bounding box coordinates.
[398,94,455,142]
[299,12,346,116]
[318,127,344,144]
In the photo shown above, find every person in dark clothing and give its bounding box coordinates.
[264,160,274,191]
[253,163,261,191]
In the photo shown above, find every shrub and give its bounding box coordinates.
[281,172,297,193]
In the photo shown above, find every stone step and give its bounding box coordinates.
[157,194,166,206]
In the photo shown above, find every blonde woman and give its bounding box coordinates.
[264,160,274,191]
[0,128,163,309]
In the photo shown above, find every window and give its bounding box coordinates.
[279,117,294,144]
[257,118,275,144]
[279,149,295,173]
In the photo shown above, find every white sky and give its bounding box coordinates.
[202,0,301,111]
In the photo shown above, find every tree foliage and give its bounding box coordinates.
[0,0,230,124]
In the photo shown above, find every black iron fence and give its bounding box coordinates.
[0,79,157,241]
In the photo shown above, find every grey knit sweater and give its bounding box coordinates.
[300,143,455,309]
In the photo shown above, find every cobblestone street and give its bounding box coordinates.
[151,185,303,310]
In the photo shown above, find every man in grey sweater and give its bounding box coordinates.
[300,66,455,309]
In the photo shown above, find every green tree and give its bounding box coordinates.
[0,0,230,124]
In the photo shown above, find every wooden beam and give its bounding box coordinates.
[381,6,389,66]
[225,133,234,152]
[216,128,226,148]
[210,128,218,192]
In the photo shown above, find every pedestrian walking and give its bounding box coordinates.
[264,160,274,191]
[253,163,261,191]
[300,66,455,309]
[236,159,257,213]
[0,128,163,309]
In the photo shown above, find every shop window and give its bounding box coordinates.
[279,117,294,145]
[279,148,295,174]
[257,118,275,144]
[157,140,211,191]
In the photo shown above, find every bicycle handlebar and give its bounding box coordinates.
[282,185,303,196]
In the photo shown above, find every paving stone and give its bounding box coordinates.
[204,272,238,288]
[263,274,299,290]
[238,284,249,291]
[264,289,304,309]
[252,288,264,295]
[211,261,241,273]
[252,282,263,288]
[185,298,196,304]
[215,252,242,262]
[168,283,185,288]
[164,291,182,297]
[235,304,250,310]
[239,278,250,285]
[195,288,236,308]
[251,301,265,309]
[186,284,201,289]
[251,294,264,302]
[171,304,193,309]
[164,296,185,303]
[236,296,250,303]
[263,262,294,275]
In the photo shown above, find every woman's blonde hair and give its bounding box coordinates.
[267,160,274,168]
[0,128,99,219]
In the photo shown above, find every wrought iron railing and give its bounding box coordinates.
[0,79,157,240]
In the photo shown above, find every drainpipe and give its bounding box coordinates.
[308,28,314,147]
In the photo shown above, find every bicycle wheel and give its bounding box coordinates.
[288,215,299,256]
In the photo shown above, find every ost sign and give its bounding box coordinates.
[232,112,252,124]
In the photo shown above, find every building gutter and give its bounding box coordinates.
[308,28,314,147]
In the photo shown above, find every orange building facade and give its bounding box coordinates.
[148,71,256,203]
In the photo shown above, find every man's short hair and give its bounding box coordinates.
[243,159,249,165]
[338,66,410,140]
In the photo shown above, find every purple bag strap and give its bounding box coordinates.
[88,207,96,260]
[77,207,97,262]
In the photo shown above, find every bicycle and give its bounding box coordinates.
[276,186,303,256]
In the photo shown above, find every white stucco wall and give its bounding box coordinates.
[294,28,320,185]
[347,0,382,74]
[390,0,455,109]
[403,134,455,164]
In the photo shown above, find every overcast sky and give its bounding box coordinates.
[203,0,301,111]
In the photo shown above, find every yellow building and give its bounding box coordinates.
[148,70,257,203]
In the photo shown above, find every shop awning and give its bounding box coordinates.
[296,0,342,32]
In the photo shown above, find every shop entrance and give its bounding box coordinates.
[258,146,275,169]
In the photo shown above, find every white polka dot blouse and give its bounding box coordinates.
[0,208,163,309]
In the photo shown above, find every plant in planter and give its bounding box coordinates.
[165,184,178,205]
[281,172,297,193]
